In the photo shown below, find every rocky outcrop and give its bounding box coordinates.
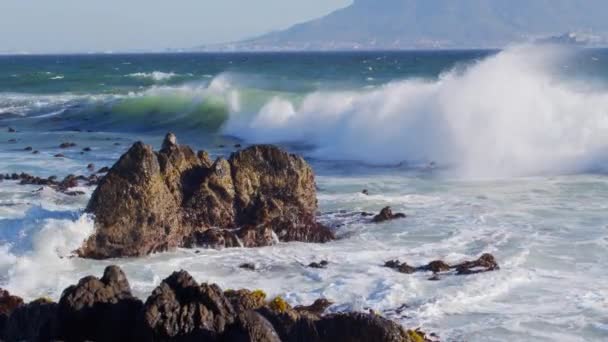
[79,133,334,259]
[3,298,59,342]
[57,265,143,341]
[138,270,235,340]
[385,253,500,279]
[0,267,430,342]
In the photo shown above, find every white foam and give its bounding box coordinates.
[0,214,94,298]
[128,71,177,81]
[224,44,608,178]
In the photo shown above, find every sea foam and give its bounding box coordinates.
[224,44,608,178]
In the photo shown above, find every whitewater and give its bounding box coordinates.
[0,44,607,341]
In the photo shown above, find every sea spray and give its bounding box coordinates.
[224,44,608,178]
[0,214,94,299]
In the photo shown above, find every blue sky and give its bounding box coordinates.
[1,0,351,53]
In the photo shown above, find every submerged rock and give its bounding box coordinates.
[80,133,334,259]
[372,207,407,223]
[385,253,500,279]
[454,253,500,275]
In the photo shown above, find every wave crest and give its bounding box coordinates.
[224,45,608,178]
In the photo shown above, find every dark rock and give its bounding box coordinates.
[234,144,242,148]
[184,229,241,249]
[422,260,451,274]
[82,147,92,152]
[3,298,59,342]
[80,133,334,259]
[372,207,407,223]
[222,310,281,342]
[139,270,236,340]
[24,146,32,151]
[8,127,16,133]
[239,263,256,271]
[114,142,121,146]
[0,288,24,316]
[361,212,374,217]
[87,163,95,171]
[97,166,110,173]
[455,253,500,275]
[384,260,416,274]
[54,154,65,158]
[362,189,369,195]
[59,142,76,149]
[294,298,333,316]
[57,265,143,342]
[32,150,39,154]
[308,260,329,269]
[385,254,500,279]
[315,312,413,342]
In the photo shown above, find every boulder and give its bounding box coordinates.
[372,207,406,223]
[3,298,59,342]
[138,270,236,340]
[80,133,334,259]
[57,265,143,341]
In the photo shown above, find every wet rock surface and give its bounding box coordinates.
[79,133,334,259]
[372,207,407,223]
[385,253,500,278]
[0,267,431,342]
[1,172,100,194]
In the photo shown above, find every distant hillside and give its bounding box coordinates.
[200,0,608,51]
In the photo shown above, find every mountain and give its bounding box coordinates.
[201,0,608,51]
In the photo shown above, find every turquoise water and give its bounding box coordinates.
[1,45,608,341]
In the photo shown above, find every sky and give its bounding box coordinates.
[1,0,351,53]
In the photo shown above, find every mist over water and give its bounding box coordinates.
[1,45,608,341]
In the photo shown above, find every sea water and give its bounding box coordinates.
[0,44,607,341]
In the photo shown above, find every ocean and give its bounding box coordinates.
[0,44,607,341]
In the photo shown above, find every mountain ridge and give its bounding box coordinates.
[198,0,608,51]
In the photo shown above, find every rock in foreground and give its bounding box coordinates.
[0,266,431,342]
[79,133,334,259]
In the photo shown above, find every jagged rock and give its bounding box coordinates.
[80,133,334,259]
[139,270,236,340]
[57,265,143,341]
[7,127,16,133]
[0,289,24,316]
[222,311,281,342]
[225,289,267,312]
[372,207,406,223]
[315,312,413,342]
[0,268,430,342]
[3,298,59,342]
[183,229,241,249]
